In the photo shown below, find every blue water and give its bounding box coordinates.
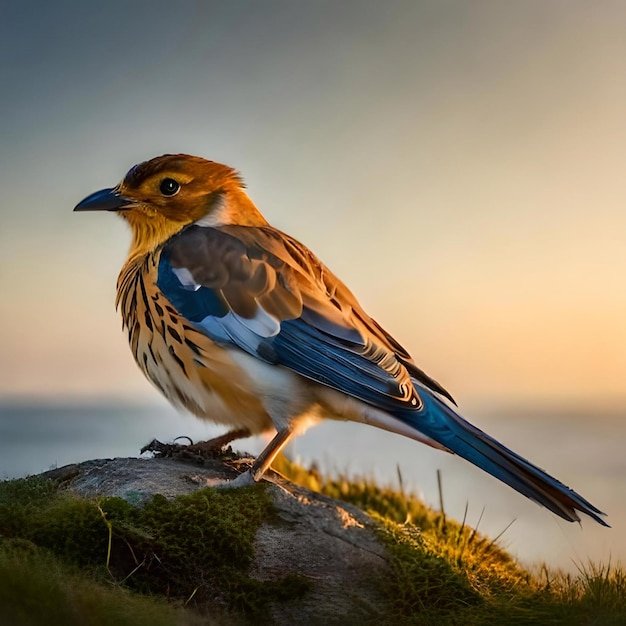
[1,399,623,573]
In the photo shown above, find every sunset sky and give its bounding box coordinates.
[1,0,625,409]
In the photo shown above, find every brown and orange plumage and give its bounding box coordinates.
[74,154,607,526]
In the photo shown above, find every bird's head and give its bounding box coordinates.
[74,154,267,255]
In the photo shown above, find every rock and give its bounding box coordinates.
[44,456,391,623]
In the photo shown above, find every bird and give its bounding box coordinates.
[74,153,608,527]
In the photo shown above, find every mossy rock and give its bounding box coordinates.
[0,456,624,625]
[0,458,389,624]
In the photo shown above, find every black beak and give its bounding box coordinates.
[74,187,133,212]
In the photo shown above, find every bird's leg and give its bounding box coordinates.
[223,426,296,488]
[249,426,296,481]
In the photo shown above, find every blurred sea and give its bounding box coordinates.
[1,399,624,573]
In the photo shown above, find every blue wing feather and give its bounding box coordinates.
[157,256,228,321]
[271,318,413,411]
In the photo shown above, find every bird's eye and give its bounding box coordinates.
[159,178,180,196]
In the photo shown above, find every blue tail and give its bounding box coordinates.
[398,390,609,526]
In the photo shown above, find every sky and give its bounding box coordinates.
[1,1,625,408]
[0,0,624,571]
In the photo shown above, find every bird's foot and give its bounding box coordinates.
[141,428,251,463]
[140,437,191,458]
[214,469,257,489]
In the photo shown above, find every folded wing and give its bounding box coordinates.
[157,224,452,413]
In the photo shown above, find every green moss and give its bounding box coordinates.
[0,476,309,623]
[0,538,191,626]
[112,486,310,613]
[375,518,480,614]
